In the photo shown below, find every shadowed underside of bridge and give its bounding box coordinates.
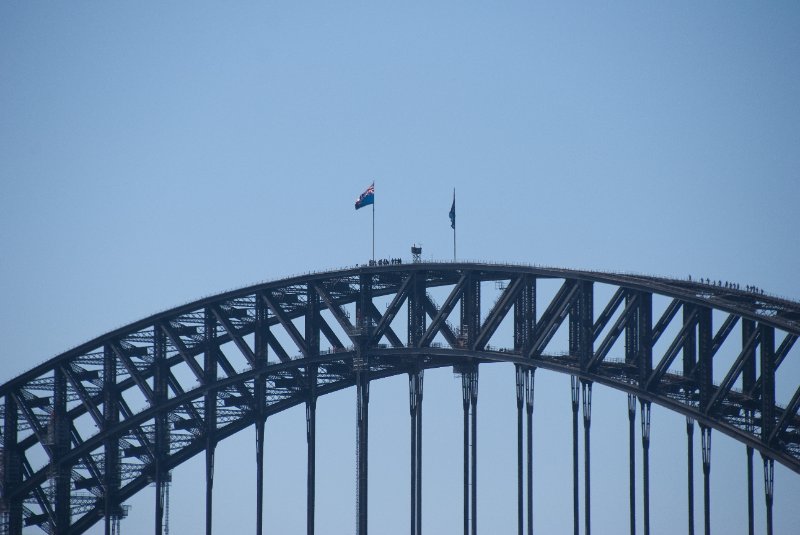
[1,262,799,535]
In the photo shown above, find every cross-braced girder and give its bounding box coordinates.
[2,262,800,534]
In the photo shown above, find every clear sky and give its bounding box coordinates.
[1,2,799,534]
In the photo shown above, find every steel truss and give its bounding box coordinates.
[1,262,800,534]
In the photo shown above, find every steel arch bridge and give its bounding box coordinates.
[1,262,799,535]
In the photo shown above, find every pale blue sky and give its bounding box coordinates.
[2,2,799,534]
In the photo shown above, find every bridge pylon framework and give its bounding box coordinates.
[1,262,799,534]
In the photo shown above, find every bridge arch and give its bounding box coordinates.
[2,262,799,534]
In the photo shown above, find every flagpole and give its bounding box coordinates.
[453,188,456,261]
[356,182,375,262]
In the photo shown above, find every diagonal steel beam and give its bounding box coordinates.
[539,279,573,323]
[593,287,626,341]
[474,277,524,350]
[747,334,797,398]
[261,292,310,358]
[769,384,800,444]
[166,371,204,426]
[371,274,414,344]
[705,329,760,415]
[264,329,293,363]
[774,333,798,370]
[11,392,52,457]
[420,274,468,347]
[711,314,740,357]
[69,424,106,488]
[314,282,357,342]
[212,305,257,366]
[118,397,155,460]
[111,342,155,404]
[10,393,162,504]
[212,348,258,403]
[62,364,104,428]
[527,280,580,358]
[160,322,205,383]
[422,295,458,347]
[367,302,404,348]
[27,472,55,529]
[256,330,307,387]
[651,298,681,346]
[646,307,697,390]
[319,317,346,350]
[588,293,639,371]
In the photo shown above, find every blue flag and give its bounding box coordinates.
[449,195,455,229]
[355,182,374,210]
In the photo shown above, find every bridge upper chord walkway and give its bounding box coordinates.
[1,262,798,535]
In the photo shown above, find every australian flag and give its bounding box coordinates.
[355,182,375,210]
[449,195,456,229]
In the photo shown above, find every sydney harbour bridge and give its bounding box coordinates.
[1,261,799,535]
